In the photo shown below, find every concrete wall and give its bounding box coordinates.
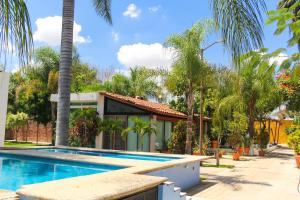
[147,160,200,190]
[0,72,9,147]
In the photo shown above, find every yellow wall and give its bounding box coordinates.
[254,120,292,144]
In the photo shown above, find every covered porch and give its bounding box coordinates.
[50,92,211,152]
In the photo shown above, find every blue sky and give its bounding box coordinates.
[6,0,298,72]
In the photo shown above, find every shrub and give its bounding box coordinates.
[257,127,270,150]
[287,119,300,155]
[168,120,187,154]
[69,109,101,147]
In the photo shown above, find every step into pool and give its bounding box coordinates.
[37,148,181,162]
[0,153,124,191]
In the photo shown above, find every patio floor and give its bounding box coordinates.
[187,146,300,200]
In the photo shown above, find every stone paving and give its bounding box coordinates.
[187,147,300,200]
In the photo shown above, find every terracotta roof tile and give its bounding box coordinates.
[100,92,187,119]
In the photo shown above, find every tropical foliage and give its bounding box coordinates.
[122,117,156,151]
[287,118,300,154]
[104,67,164,100]
[167,120,188,154]
[211,0,267,63]
[165,20,215,154]
[69,109,102,147]
[6,112,28,141]
[100,118,124,149]
[0,0,33,68]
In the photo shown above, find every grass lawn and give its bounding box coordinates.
[4,141,49,147]
[202,163,235,169]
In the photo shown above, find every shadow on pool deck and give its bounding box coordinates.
[186,147,300,200]
[187,173,272,195]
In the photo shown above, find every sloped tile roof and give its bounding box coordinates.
[100,92,187,119]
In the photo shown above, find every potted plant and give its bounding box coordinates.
[227,112,248,161]
[210,128,219,149]
[192,145,201,155]
[287,125,300,168]
[257,127,269,157]
[243,134,251,156]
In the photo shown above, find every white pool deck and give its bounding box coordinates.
[0,146,209,200]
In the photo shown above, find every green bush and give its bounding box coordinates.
[168,120,187,154]
[287,125,300,155]
[257,127,270,150]
[69,109,101,147]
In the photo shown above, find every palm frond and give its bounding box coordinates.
[211,0,266,66]
[92,0,112,25]
[0,0,33,70]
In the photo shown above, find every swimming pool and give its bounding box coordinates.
[37,148,181,162]
[0,153,123,191]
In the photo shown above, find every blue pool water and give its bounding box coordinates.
[37,148,181,162]
[0,153,123,191]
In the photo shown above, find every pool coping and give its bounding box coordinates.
[0,146,209,199]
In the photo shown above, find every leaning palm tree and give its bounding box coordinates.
[55,0,112,146]
[0,0,33,70]
[165,20,215,154]
[211,0,267,64]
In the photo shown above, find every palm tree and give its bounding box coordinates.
[56,0,112,146]
[165,20,215,154]
[104,66,163,100]
[0,0,33,70]
[216,49,279,139]
[211,0,267,64]
[122,117,156,151]
[99,118,124,149]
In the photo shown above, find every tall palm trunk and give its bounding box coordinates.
[199,81,205,155]
[248,102,255,137]
[55,0,75,146]
[185,82,194,154]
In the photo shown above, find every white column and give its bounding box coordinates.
[95,94,104,149]
[150,115,157,152]
[0,72,9,147]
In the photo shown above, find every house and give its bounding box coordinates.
[50,92,211,152]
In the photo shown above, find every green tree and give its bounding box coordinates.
[103,74,131,96]
[56,0,112,146]
[239,49,280,137]
[122,117,156,151]
[227,112,248,149]
[6,112,28,141]
[165,20,215,154]
[104,67,163,100]
[0,0,33,68]
[276,64,300,112]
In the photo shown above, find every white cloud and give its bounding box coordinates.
[149,5,161,13]
[123,4,141,18]
[269,53,289,66]
[112,32,120,42]
[117,43,176,69]
[33,16,90,46]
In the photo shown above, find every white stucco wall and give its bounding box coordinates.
[0,72,9,147]
[147,160,200,190]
